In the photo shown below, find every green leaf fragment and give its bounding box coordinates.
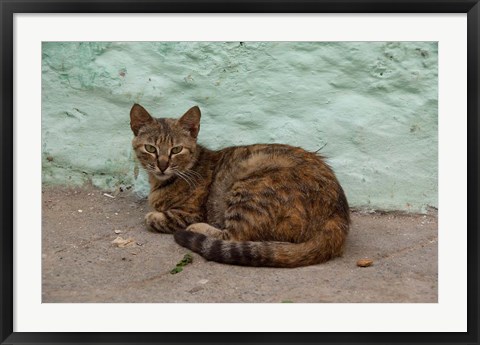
[169,253,193,274]
[170,266,183,274]
[178,253,193,266]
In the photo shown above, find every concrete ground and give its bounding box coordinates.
[42,185,438,303]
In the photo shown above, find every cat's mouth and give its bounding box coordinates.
[145,166,168,178]
[154,171,172,179]
[145,163,173,179]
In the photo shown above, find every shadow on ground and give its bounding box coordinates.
[42,186,437,303]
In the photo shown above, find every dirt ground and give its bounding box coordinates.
[42,185,438,303]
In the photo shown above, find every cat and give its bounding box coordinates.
[130,104,350,268]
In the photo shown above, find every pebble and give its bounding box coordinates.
[356,258,374,267]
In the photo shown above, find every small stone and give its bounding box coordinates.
[114,230,122,234]
[356,258,374,267]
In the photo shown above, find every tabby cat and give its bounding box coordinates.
[130,104,349,268]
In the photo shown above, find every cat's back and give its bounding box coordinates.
[206,143,347,229]
[215,143,335,184]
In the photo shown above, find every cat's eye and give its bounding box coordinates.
[144,144,156,153]
[171,146,183,154]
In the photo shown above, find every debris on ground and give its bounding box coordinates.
[188,286,204,294]
[112,236,136,248]
[114,230,122,234]
[356,258,374,267]
[42,186,438,303]
[103,193,115,199]
[170,253,193,274]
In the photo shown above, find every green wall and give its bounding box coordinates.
[42,42,438,212]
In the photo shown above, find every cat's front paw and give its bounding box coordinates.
[145,211,171,233]
[186,223,228,239]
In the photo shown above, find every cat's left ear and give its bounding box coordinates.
[178,106,201,139]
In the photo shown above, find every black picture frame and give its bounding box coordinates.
[1,1,479,344]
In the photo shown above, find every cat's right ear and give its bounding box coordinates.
[130,104,154,136]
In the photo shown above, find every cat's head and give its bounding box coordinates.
[130,104,201,181]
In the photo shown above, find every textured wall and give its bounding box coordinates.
[42,42,438,212]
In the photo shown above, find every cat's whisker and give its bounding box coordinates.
[182,171,201,183]
[174,172,189,186]
[178,171,198,188]
[185,169,203,181]
[176,172,195,189]
[145,167,158,174]
[172,169,196,189]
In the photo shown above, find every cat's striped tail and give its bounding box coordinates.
[173,222,347,268]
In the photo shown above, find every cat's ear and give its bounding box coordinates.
[177,106,201,139]
[130,104,154,136]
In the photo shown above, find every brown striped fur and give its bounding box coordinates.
[130,104,350,268]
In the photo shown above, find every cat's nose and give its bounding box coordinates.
[158,158,169,172]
